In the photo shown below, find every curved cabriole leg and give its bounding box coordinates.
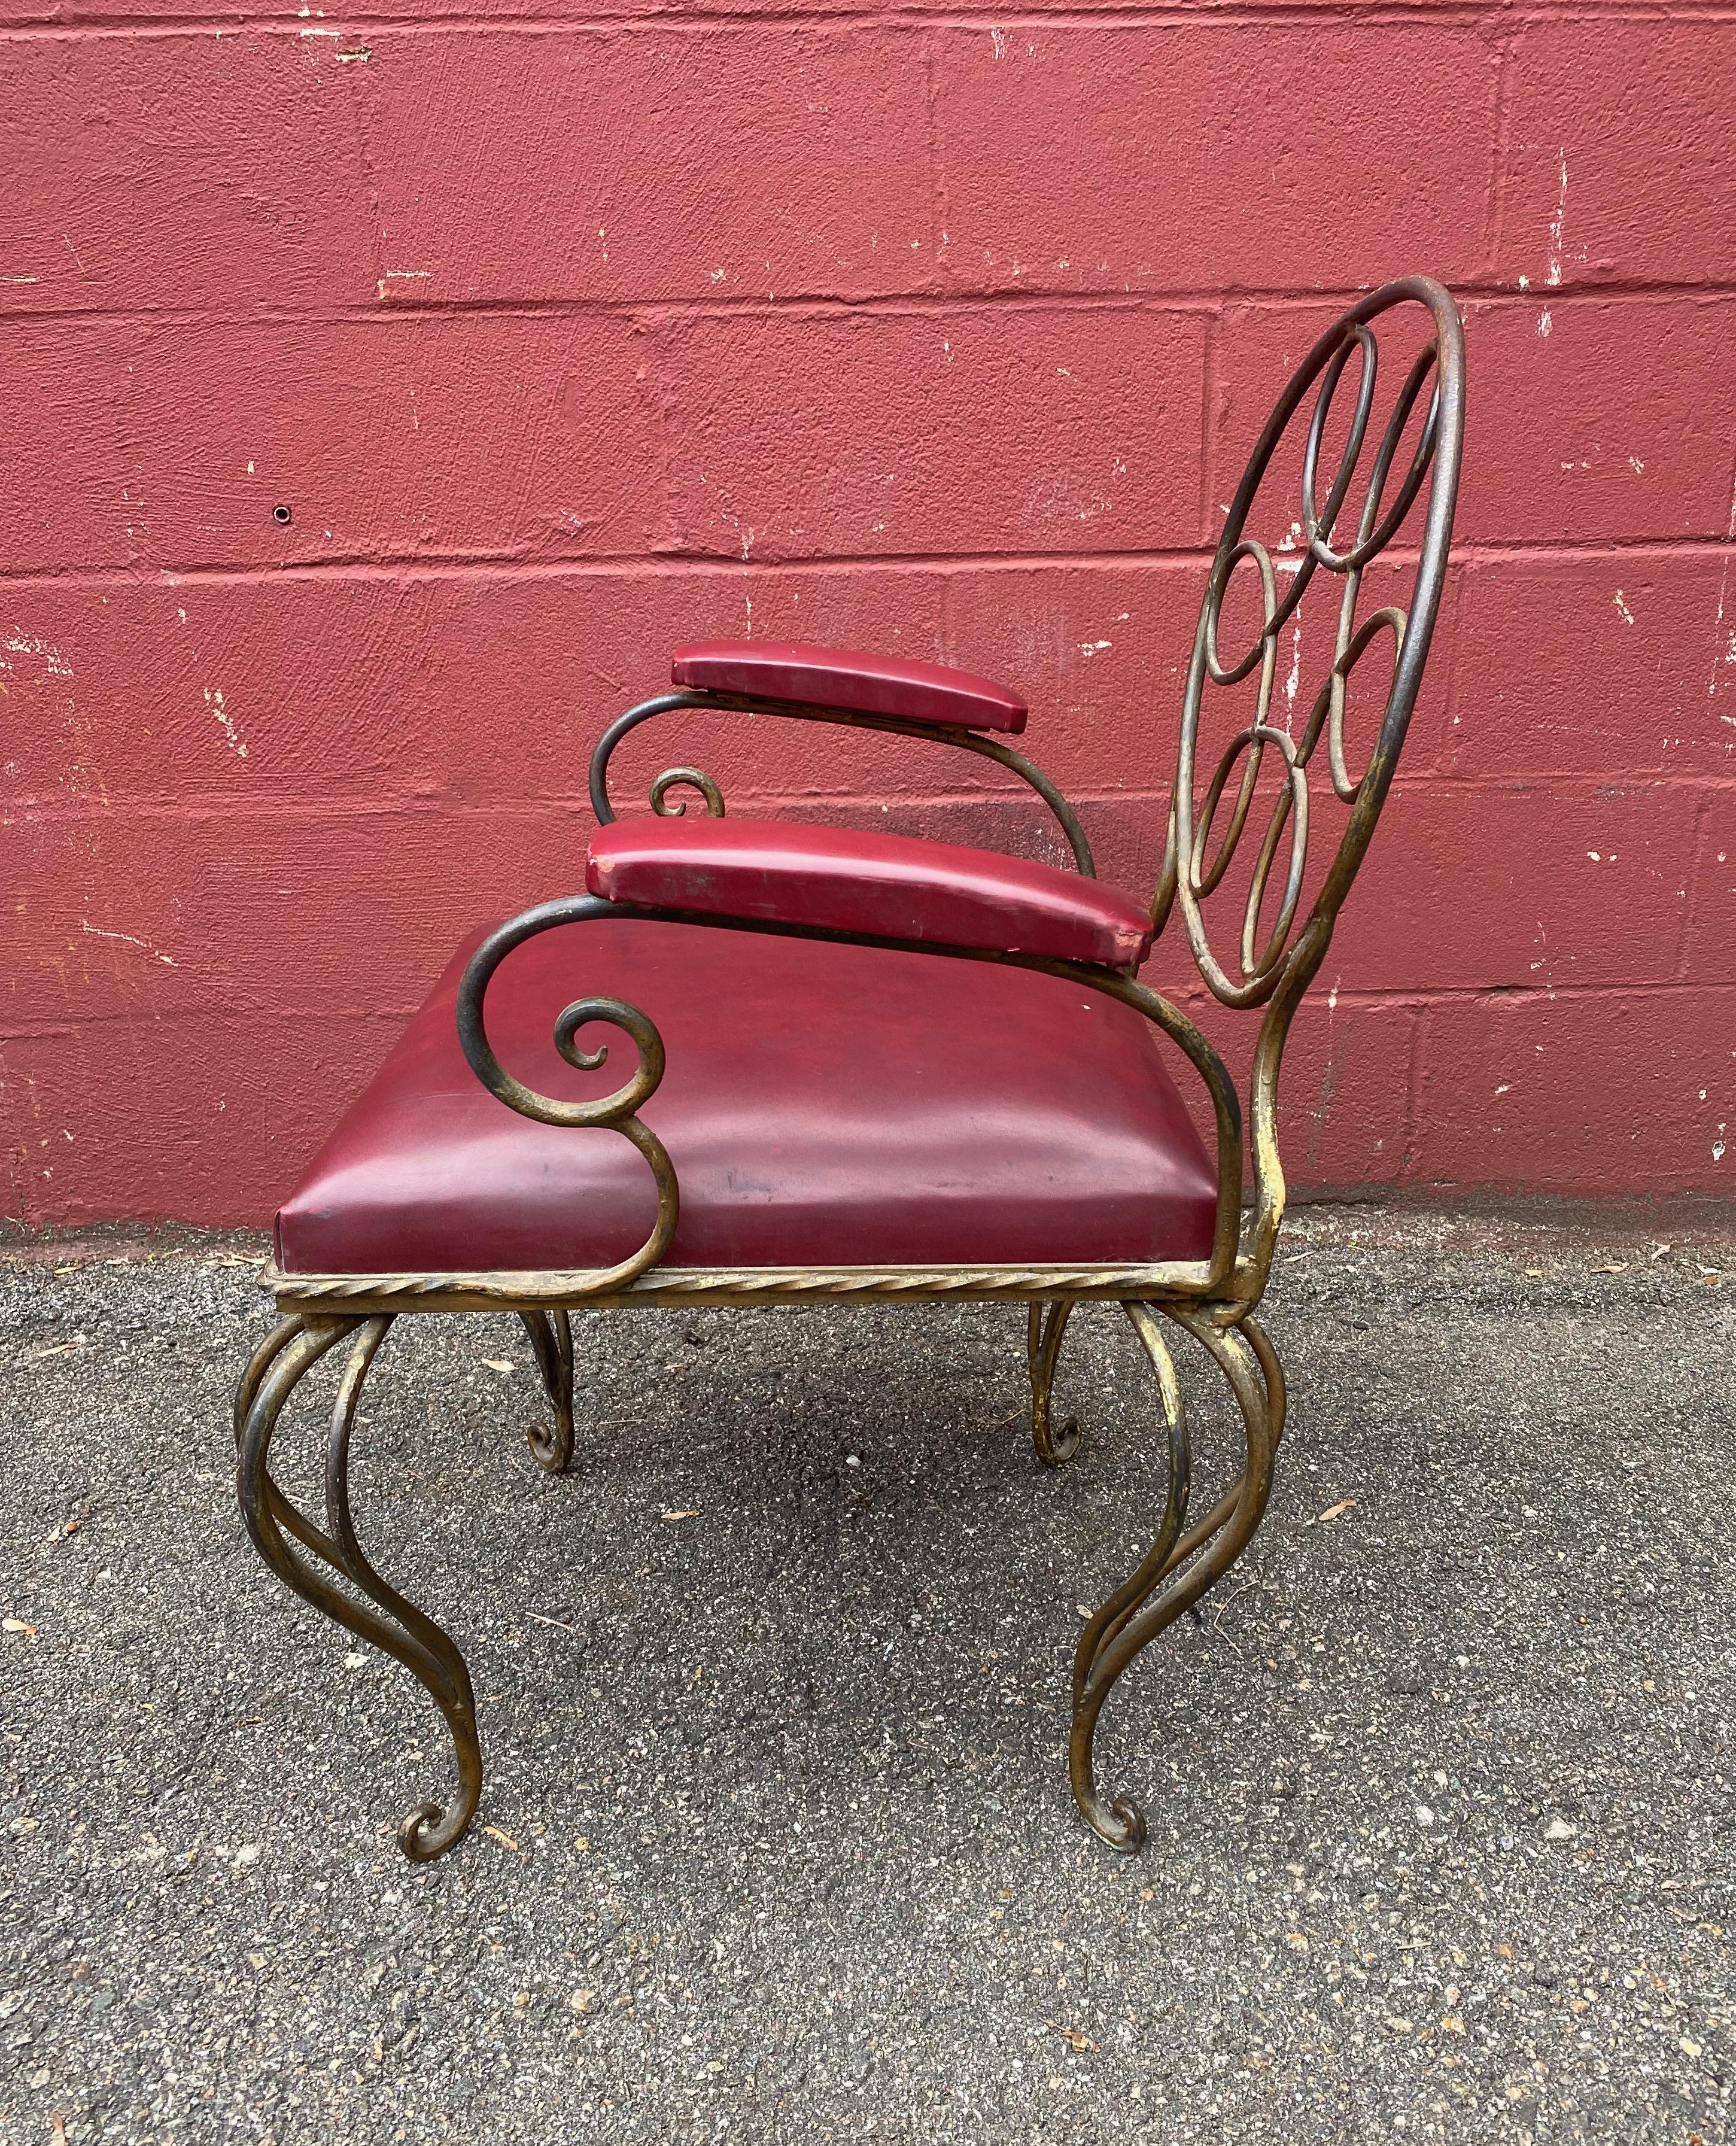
[1027,1300,1081,1467]
[236,1314,484,1861]
[234,1315,304,1445]
[517,1309,576,1473]
[1068,1303,1282,1855]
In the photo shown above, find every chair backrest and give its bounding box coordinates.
[1153,275,1466,1276]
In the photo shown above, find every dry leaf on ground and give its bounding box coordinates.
[1045,2022,1097,2053]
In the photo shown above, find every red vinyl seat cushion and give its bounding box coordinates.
[275,920,1218,1276]
[586,820,1154,971]
[670,640,1027,734]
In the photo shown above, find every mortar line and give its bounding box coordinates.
[0,7,1655,39]
[9,772,1733,829]
[6,281,1736,332]
[4,2,1731,34]
[5,534,1736,593]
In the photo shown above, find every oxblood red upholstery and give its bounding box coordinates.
[586,819,1154,971]
[670,640,1027,734]
[275,920,1217,1275]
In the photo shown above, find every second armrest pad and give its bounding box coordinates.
[586,818,1153,969]
[670,640,1027,734]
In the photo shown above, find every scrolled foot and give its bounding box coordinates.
[396,1699,483,1861]
[1078,1786,1148,1856]
[398,1793,479,1863]
[527,1417,574,1475]
[1071,1689,1150,1855]
[518,1311,576,1475]
[1036,1410,1081,1468]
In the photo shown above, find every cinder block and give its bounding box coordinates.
[0,0,642,16]
[1272,993,1421,1190]
[0,1011,406,1230]
[933,21,1496,294]
[1,314,666,573]
[3,803,595,1029]
[1439,554,1736,777]
[8,3,1734,1217]
[0,567,974,810]
[1325,779,1696,993]
[1684,795,1736,981]
[2,33,376,313]
[1411,985,1736,1193]
[941,558,1205,799]
[4,808,239,1028]
[1208,296,1736,547]
[0,557,1202,817]
[1205,296,1460,559]
[656,305,1208,559]
[1456,299,1736,543]
[1500,20,1736,288]
[363,25,935,305]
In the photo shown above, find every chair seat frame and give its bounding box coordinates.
[235,275,1463,1864]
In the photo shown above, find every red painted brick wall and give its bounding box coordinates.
[4,5,1734,1226]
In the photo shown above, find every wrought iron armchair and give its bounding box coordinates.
[236,275,1465,1861]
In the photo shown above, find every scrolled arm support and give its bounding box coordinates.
[586,689,1097,878]
[466,893,1245,1303]
[456,896,680,1291]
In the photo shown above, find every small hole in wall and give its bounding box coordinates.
[272,504,293,527]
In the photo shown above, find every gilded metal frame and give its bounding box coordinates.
[237,276,1465,1862]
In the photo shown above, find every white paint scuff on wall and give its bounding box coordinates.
[4,633,72,679]
[80,922,177,968]
[205,688,247,758]
[1537,149,1567,339]
[1708,461,1736,703]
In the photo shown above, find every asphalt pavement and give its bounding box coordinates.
[1,1205,1732,2144]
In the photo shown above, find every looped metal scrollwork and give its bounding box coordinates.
[456,896,679,1291]
[650,767,727,819]
[1156,278,1463,1016]
[1154,275,1465,1289]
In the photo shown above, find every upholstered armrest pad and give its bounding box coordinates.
[670,640,1027,734]
[586,819,1153,969]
